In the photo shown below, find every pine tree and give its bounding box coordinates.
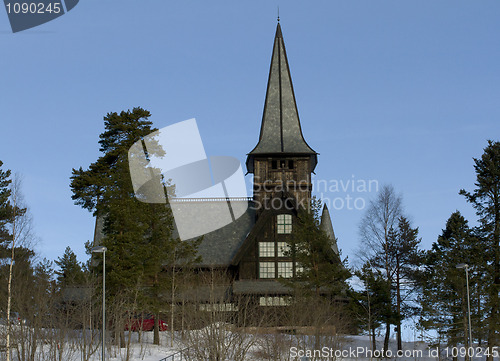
[71,108,161,348]
[71,108,156,315]
[0,160,13,243]
[460,140,500,357]
[70,108,200,348]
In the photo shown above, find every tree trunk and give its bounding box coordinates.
[487,233,500,361]
[367,290,375,351]
[181,298,185,339]
[384,247,391,356]
[477,288,482,347]
[153,315,160,345]
[170,250,176,347]
[487,195,500,361]
[396,256,402,351]
[371,327,376,352]
[5,238,15,361]
[383,226,392,356]
[384,321,390,356]
[120,330,126,348]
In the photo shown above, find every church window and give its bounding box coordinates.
[277,214,292,234]
[280,160,287,169]
[259,262,275,279]
[288,160,294,169]
[271,160,278,169]
[277,262,293,278]
[199,303,238,312]
[277,242,290,257]
[259,242,275,257]
[259,296,290,306]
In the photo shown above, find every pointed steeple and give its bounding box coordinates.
[246,23,317,173]
[320,204,339,255]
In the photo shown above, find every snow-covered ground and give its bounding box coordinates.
[2,325,499,361]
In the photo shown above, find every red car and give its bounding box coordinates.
[125,316,168,332]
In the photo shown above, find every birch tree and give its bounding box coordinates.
[358,184,403,354]
[1,172,30,361]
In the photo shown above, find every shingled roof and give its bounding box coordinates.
[92,200,255,268]
[183,200,256,267]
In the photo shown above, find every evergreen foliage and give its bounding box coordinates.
[70,108,200,345]
[359,185,423,351]
[418,211,483,348]
[354,262,392,349]
[387,217,424,346]
[54,246,86,287]
[0,160,13,243]
[284,198,350,297]
[460,140,500,351]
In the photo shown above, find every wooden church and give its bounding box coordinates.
[178,22,340,306]
[92,22,341,310]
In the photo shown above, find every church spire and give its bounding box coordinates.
[246,23,317,174]
[320,204,339,255]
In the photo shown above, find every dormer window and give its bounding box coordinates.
[277,214,292,234]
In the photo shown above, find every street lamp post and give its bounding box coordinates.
[456,263,473,349]
[92,246,107,361]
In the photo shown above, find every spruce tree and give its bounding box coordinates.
[354,262,392,351]
[388,217,424,350]
[54,246,85,287]
[285,198,350,297]
[460,140,500,356]
[419,211,483,349]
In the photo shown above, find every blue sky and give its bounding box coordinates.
[1,1,499,267]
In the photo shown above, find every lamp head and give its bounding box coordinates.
[91,246,107,253]
[456,263,469,269]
